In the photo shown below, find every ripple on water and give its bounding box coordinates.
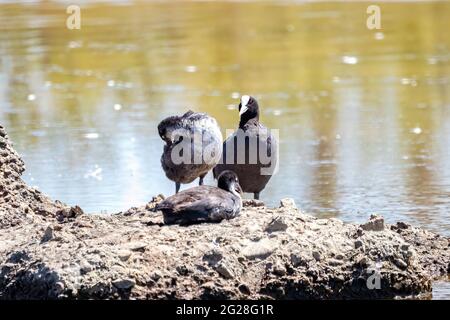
[185,65,197,73]
[342,56,358,65]
[84,133,100,140]
[84,165,103,181]
[231,92,240,99]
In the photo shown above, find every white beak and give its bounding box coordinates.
[239,105,248,116]
[239,95,251,116]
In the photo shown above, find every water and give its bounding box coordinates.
[432,276,450,300]
[0,1,449,235]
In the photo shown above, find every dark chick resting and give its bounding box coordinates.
[156,170,242,225]
[213,95,278,200]
[158,110,223,194]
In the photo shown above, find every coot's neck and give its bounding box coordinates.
[239,115,259,129]
[230,187,241,198]
[218,180,226,191]
[218,181,241,199]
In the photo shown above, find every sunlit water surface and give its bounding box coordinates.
[0,1,449,242]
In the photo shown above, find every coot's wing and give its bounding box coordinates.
[156,186,211,213]
[157,186,237,224]
[181,192,237,222]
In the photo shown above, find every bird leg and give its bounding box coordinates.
[199,174,206,186]
[254,192,260,200]
[175,182,181,194]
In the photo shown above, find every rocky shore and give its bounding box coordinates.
[0,124,448,299]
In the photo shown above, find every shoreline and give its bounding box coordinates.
[0,124,449,299]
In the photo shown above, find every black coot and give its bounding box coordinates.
[213,95,278,200]
[156,170,242,225]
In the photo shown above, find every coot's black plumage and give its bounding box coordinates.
[156,171,242,225]
[158,110,223,193]
[213,95,278,200]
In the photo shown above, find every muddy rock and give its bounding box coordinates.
[215,262,235,279]
[56,206,84,222]
[280,198,296,209]
[0,124,449,299]
[242,199,265,208]
[361,214,385,232]
[242,238,277,260]
[112,278,136,290]
[0,125,66,230]
[41,226,54,243]
[265,216,288,233]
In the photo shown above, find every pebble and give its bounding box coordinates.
[203,249,223,265]
[335,274,345,282]
[54,281,65,295]
[238,283,251,295]
[215,262,234,279]
[242,199,265,207]
[125,241,147,252]
[360,214,385,232]
[401,244,410,251]
[265,216,288,233]
[395,222,410,230]
[117,250,132,262]
[242,239,276,260]
[176,265,189,276]
[273,262,286,276]
[356,256,367,266]
[41,226,54,243]
[290,253,306,267]
[279,198,296,208]
[354,239,364,249]
[112,278,136,290]
[150,271,162,282]
[57,206,84,220]
[312,251,321,261]
[394,258,408,270]
[328,259,343,267]
[80,261,93,274]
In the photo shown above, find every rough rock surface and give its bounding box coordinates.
[0,124,449,299]
[0,125,66,229]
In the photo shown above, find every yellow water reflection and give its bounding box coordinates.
[0,1,449,236]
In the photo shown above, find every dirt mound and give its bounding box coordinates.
[0,124,448,299]
[0,125,66,229]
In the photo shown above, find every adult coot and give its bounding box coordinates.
[158,110,222,193]
[213,95,278,200]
